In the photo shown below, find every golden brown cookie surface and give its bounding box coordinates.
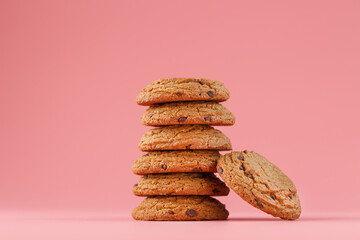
[133,172,230,196]
[132,196,229,221]
[132,150,220,175]
[217,151,301,220]
[138,125,232,151]
[136,78,229,105]
[141,101,235,126]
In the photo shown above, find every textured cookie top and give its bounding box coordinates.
[138,125,232,151]
[136,78,230,105]
[141,101,235,126]
[133,172,230,196]
[217,151,301,220]
[132,150,220,174]
[132,196,229,221]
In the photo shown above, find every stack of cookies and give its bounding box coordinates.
[132,78,234,221]
[131,78,302,221]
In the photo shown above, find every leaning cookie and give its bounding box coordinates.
[132,150,220,175]
[133,172,230,196]
[138,125,232,151]
[136,78,230,105]
[141,101,235,126]
[132,196,229,221]
[217,151,301,220]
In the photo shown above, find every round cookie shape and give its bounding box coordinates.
[132,150,220,175]
[133,172,230,196]
[217,151,301,220]
[138,125,232,151]
[141,101,235,126]
[136,78,230,105]
[132,196,229,221]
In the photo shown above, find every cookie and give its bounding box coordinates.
[132,196,229,221]
[136,78,229,105]
[141,101,235,126]
[133,172,230,196]
[138,125,232,151]
[132,150,220,175]
[217,151,301,220]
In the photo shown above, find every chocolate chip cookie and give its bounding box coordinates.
[132,150,220,175]
[138,125,232,151]
[136,78,229,105]
[217,151,301,220]
[133,172,230,196]
[141,101,235,126]
[132,196,229,221]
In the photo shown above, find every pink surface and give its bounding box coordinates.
[1,211,360,240]
[1,0,360,238]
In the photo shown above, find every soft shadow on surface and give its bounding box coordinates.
[229,217,282,221]
[24,215,360,222]
[229,216,360,222]
[27,216,360,222]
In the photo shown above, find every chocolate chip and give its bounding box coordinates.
[255,199,263,208]
[176,93,182,97]
[207,91,215,97]
[204,116,211,121]
[237,155,244,161]
[186,209,196,217]
[197,173,207,179]
[212,189,220,194]
[186,144,191,149]
[270,193,276,200]
[178,117,187,122]
[168,210,175,215]
[161,164,167,170]
[192,167,202,172]
[293,193,296,197]
[243,150,248,154]
[198,81,204,85]
[246,174,254,179]
[288,194,292,199]
[133,183,138,187]
[218,167,223,174]
[239,165,245,171]
[149,115,153,119]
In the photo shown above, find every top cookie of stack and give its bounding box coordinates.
[136,77,230,106]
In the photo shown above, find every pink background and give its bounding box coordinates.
[1,0,360,239]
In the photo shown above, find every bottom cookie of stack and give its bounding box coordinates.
[132,196,229,221]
